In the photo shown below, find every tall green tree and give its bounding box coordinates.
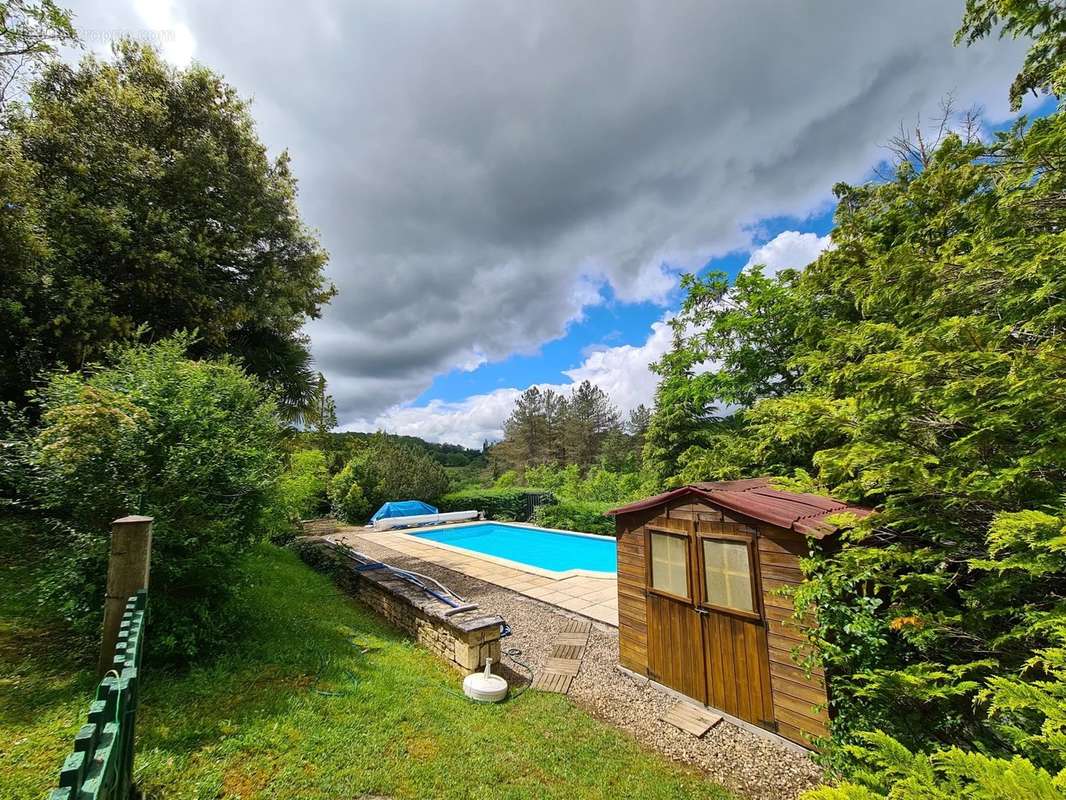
[493,381,639,475]
[498,386,553,467]
[544,388,568,464]
[643,263,823,484]
[626,403,651,440]
[0,0,76,112]
[667,267,815,407]
[957,0,1066,109]
[623,403,652,469]
[0,41,334,414]
[304,372,337,444]
[801,10,1066,791]
[495,385,573,470]
[0,2,73,392]
[561,380,621,470]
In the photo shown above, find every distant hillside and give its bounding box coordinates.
[327,431,485,467]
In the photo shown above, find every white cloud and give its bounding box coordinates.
[562,318,673,412]
[74,0,197,66]
[63,0,1028,423]
[745,230,833,275]
[132,0,195,66]
[607,260,683,305]
[359,388,523,450]
[356,316,677,448]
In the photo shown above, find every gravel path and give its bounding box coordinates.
[330,530,824,800]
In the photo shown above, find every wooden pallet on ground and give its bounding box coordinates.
[531,672,573,693]
[660,701,722,737]
[560,619,592,635]
[531,619,593,694]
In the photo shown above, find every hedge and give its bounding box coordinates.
[437,488,554,521]
[533,500,615,536]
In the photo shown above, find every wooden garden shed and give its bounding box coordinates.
[607,478,871,749]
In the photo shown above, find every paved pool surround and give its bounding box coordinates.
[332,524,619,626]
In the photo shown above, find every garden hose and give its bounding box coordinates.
[501,646,534,700]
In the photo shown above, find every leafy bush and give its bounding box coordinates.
[8,336,283,661]
[801,732,1064,800]
[493,470,520,488]
[532,500,614,536]
[570,466,643,503]
[437,488,555,522]
[329,433,450,524]
[520,463,643,504]
[262,449,329,542]
[329,461,371,523]
[523,463,576,493]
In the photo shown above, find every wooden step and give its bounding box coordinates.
[553,632,590,646]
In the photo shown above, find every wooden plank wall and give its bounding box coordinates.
[758,527,829,747]
[616,502,727,678]
[701,609,775,726]
[615,512,649,674]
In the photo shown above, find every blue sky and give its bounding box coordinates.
[414,207,837,409]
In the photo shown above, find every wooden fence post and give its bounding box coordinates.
[98,516,153,677]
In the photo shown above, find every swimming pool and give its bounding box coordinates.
[411,522,617,576]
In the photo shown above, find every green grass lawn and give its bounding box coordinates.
[0,534,733,800]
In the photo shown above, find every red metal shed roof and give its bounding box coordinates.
[606,478,872,538]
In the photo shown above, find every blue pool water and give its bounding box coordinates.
[412,523,617,574]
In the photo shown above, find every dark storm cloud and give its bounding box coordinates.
[67,1,1027,424]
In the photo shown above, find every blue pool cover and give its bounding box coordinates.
[370,500,438,522]
[413,522,616,574]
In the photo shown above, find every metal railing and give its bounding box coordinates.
[47,590,147,800]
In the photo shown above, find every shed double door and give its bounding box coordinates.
[645,519,775,729]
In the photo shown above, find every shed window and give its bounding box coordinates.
[650,532,689,598]
[702,539,754,613]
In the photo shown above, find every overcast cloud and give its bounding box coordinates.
[68,1,1027,444]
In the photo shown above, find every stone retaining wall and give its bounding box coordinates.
[296,537,503,673]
